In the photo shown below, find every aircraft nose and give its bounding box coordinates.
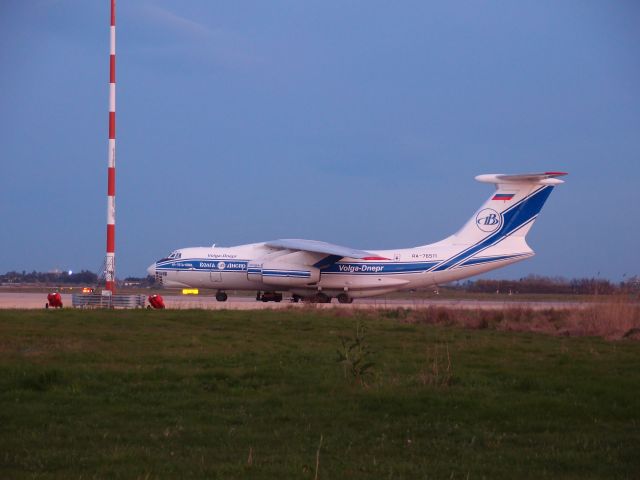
[147,263,156,276]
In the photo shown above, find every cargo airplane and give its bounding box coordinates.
[147,172,566,303]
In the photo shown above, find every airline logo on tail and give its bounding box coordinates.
[475,208,502,232]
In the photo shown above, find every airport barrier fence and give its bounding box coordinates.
[72,293,146,309]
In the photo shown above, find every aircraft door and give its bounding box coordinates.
[210,271,222,282]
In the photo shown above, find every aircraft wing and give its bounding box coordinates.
[264,239,387,260]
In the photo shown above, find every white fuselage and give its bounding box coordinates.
[148,172,565,301]
[150,239,533,298]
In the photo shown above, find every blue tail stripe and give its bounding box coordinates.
[431,186,553,272]
[500,187,553,240]
[457,252,532,268]
[430,187,544,271]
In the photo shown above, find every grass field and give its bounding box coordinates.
[0,308,639,479]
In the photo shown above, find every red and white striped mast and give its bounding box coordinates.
[105,0,116,293]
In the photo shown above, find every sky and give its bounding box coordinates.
[1,0,639,281]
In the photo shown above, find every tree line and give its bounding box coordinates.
[450,274,639,295]
[0,271,159,287]
[1,270,99,285]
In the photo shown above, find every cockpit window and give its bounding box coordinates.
[168,251,182,259]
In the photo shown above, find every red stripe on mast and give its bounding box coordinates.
[110,55,115,83]
[106,224,115,253]
[107,168,115,196]
[108,112,115,139]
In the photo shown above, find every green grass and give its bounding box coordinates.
[0,309,638,479]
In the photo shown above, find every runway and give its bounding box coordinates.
[0,292,588,310]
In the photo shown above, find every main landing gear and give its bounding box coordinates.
[304,293,352,304]
[256,291,352,304]
[302,292,331,304]
[256,291,283,302]
[336,293,354,304]
[215,291,228,302]
[315,293,332,303]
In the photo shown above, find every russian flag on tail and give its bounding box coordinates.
[492,193,515,201]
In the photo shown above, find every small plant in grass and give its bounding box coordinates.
[417,343,453,387]
[336,321,375,386]
[382,308,409,320]
[18,369,68,391]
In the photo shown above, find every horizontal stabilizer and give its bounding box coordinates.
[475,172,567,185]
[265,239,387,260]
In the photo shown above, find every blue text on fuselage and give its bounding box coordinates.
[338,264,384,273]
[199,261,246,270]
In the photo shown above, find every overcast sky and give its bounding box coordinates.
[1,1,639,280]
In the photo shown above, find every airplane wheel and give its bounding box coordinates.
[337,293,353,304]
[261,292,282,302]
[316,293,331,304]
[291,295,301,303]
[216,291,228,302]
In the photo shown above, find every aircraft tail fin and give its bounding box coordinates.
[449,172,567,246]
